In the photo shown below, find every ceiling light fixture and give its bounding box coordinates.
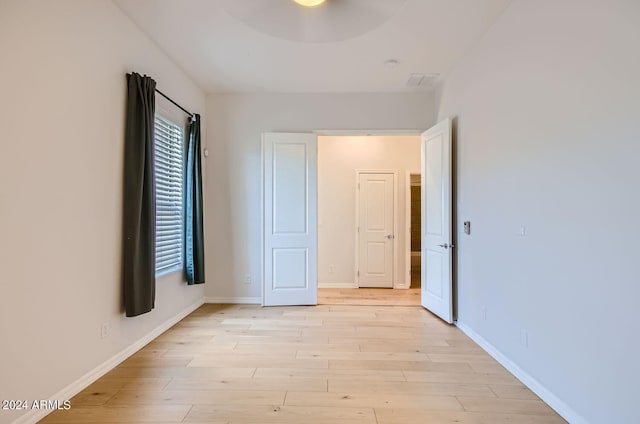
[293,0,326,7]
[224,0,406,43]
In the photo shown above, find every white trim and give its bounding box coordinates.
[11,299,204,424]
[354,169,399,289]
[314,129,423,136]
[318,282,358,289]
[405,170,411,291]
[205,296,261,304]
[354,171,360,287]
[405,170,421,290]
[455,321,588,424]
[392,171,399,289]
[260,133,266,307]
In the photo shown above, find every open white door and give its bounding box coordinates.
[262,132,318,306]
[421,118,453,323]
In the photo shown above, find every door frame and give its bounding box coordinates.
[405,170,421,290]
[354,169,399,289]
[261,129,430,304]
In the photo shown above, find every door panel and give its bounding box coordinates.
[263,133,317,306]
[421,119,453,323]
[273,143,308,234]
[273,248,308,289]
[425,137,443,235]
[425,250,444,297]
[358,172,395,288]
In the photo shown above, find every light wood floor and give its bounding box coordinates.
[319,288,421,306]
[41,304,565,424]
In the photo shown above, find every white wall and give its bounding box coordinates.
[0,1,205,423]
[317,136,421,288]
[205,93,434,300]
[436,1,640,423]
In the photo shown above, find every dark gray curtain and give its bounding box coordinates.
[123,72,156,317]
[185,114,205,285]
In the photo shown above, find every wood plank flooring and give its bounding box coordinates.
[318,288,421,306]
[40,304,565,424]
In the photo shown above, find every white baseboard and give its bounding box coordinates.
[455,321,588,424]
[318,283,358,289]
[205,296,261,304]
[12,298,205,424]
[318,283,410,290]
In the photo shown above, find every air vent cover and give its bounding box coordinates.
[406,73,440,88]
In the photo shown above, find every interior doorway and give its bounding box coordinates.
[262,119,454,319]
[316,134,421,306]
[408,173,422,289]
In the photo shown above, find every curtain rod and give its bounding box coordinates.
[155,88,195,120]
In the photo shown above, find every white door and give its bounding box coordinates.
[263,133,318,306]
[421,119,454,323]
[357,172,395,288]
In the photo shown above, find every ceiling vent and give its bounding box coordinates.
[406,73,440,88]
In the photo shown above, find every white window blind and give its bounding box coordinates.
[154,115,184,274]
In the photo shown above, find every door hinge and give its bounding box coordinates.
[357,271,360,277]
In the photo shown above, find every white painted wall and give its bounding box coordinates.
[436,1,640,423]
[0,2,205,423]
[317,136,420,288]
[205,93,434,300]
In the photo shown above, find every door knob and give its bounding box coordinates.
[438,243,455,249]
[386,234,394,239]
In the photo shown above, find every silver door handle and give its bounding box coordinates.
[438,243,455,249]
[386,234,394,239]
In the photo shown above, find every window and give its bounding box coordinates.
[154,115,184,275]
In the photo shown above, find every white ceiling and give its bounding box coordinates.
[115,0,511,94]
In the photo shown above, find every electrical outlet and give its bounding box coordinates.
[329,265,334,274]
[101,322,109,339]
[520,329,528,348]
[481,306,487,321]
[519,225,526,236]
[244,275,252,285]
